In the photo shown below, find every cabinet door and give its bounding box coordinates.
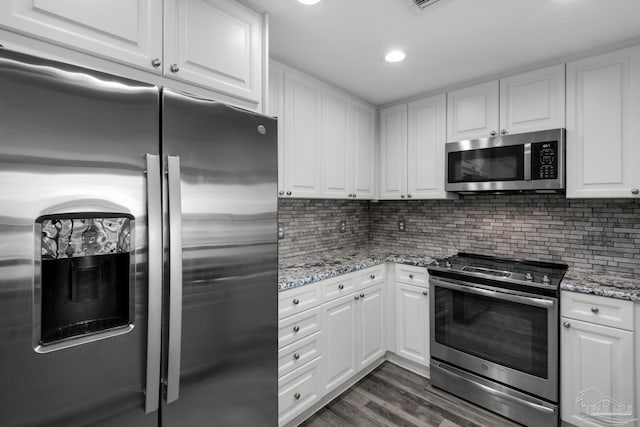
[447,80,499,142]
[561,318,635,427]
[358,286,384,370]
[283,71,323,197]
[351,100,377,199]
[321,89,351,198]
[395,283,429,366]
[164,0,262,104]
[407,94,454,200]
[268,61,285,197]
[566,45,640,198]
[499,64,565,135]
[323,293,357,393]
[0,0,162,72]
[379,104,407,199]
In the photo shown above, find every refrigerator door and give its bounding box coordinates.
[0,50,160,426]
[161,89,277,426]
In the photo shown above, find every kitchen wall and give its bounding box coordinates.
[279,196,640,276]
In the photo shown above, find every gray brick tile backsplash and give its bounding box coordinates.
[279,195,640,276]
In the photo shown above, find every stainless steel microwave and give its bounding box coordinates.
[445,128,565,194]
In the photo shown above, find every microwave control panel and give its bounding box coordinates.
[531,141,558,180]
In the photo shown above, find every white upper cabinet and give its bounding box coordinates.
[447,65,565,141]
[379,104,408,199]
[447,80,499,142]
[0,0,264,105]
[0,0,162,73]
[164,0,262,103]
[268,61,285,196]
[566,45,640,198]
[321,89,351,198]
[500,64,565,135]
[283,70,323,198]
[350,100,377,199]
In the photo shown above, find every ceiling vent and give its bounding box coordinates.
[404,0,444,14]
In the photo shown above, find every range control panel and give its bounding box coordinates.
[531,141,558,180]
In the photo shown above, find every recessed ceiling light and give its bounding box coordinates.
[298,0,321,5]
[385,50,406,63]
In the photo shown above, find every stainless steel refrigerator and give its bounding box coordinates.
[0,48,277,427]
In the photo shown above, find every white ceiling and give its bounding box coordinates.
[239,0,640,106]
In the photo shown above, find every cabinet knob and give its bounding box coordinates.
[563,322,571,328]
[293,353,300,360]
[338,284,344,290]
[352,194,357,198]
[360,293,365,298]
[286,191,292,196]
[170,63,180,73]
[407,194,412,198]
[151,57,161,68]
[423,290,428,296]
[409,274,414,279]
[400,195,406,199]
[501,129,508,135]
[278,191,284,196]
[354,295,360,301]
[294,392,301,400]
[293,325,300,333]
[490,131,497,136]
[632,188,639,195]
[591,307,599,314]
[292,298,299,305]
[370,274,375,279]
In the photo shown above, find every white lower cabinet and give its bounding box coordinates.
[394,282,430,366]
[561,292,636,427]
[358,286,385,369]
[278,356,324,426]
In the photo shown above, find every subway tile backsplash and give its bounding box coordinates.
[279,195,640,277]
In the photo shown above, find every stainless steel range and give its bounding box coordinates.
[428,253,568,427]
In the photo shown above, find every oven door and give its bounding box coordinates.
[430,276,558,401]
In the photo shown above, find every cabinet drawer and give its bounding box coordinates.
[395,264,428,287]
[278,307,322,349]
[278,331,323,379]
[322,276,355,302]
[357,265,385,290]
[278,356,323,426]
[279,282,322,320]
[561,292,634,331]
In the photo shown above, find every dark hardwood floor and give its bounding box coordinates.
[300,362,522,427]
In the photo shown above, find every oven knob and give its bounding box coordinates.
[445,261,452,269]
[525,273,533,281]
[542,275,550,284]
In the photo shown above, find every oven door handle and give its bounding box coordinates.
[430,278,555,308]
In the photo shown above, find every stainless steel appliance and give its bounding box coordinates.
[428,253,568,427]
[0,49,277,426]
[445,128,565,194]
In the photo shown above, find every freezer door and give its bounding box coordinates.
[161,89,278,426]
[0,50,160,427]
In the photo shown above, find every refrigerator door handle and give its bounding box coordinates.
[166,155,183,404]
[145,154,162,414]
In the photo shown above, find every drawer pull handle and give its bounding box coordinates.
[423,290,428,296]
[293,326,300,333]
[370,274,375,279]
[293,298,299,305]
[591,307,599,314]
[294,392,301,400]
[563,322,571,328]
[409,274,414,279]
[293,353,300,360]
[338,284,344,290]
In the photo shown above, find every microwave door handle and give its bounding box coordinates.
[144,154,162,414]
[430,278,555,309]
[524,143,532,181]
[166,155,183,404]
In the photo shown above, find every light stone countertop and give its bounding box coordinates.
[278,246,640,301]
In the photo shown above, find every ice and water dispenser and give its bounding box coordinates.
[36,214,134,348]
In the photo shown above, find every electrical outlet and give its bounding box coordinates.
[398,219,406,232]
[338,220,347,233]
[278,223,285,240]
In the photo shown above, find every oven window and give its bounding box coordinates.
[448,145,524,183]
[434,286,548,378]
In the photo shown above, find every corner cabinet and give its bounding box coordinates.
[0,0,264,106]
[566,45,640,198]
[380,95,455,200]
[446,64,565,141]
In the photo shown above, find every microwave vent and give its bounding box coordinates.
[404,0,444,14]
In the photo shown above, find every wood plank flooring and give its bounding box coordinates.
[300,362,522,427]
